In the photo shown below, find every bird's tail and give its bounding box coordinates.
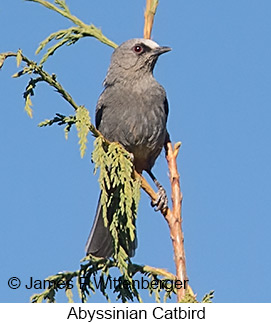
[85,192,137,258]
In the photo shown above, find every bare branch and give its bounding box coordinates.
[137,141,189,302]
[165,140,188,302]
[142,0,190,302]
[144,0,159,39]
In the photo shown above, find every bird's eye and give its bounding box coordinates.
[133,45,143,54]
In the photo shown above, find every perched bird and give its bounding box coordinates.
[85,38,171,258]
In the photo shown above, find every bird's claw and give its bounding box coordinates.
[151,186,168,212]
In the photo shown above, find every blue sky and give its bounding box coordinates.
[1,0,271,303]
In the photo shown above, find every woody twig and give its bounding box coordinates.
[143,0,189,302]
[144,0,159,39]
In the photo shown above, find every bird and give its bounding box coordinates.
[85,38,171,258]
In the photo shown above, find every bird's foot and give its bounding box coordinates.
[151,185,168,212]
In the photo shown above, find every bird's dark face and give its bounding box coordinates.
[110,38,171,75]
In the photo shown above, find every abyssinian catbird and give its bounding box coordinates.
[85,38,171,258]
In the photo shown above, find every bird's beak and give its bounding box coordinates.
[152,46,172,56]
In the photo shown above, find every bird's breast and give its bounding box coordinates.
[97,82,168,171]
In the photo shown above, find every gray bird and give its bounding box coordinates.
[85,38,171,258]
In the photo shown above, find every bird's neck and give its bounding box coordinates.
[105,69,155,89]
[104,61,156,87]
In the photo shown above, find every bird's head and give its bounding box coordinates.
[104,38,171,85]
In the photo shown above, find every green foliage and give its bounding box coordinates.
[23,77,42,118]
[31,271,78,303]
[24,93,33,118]
[38,113,76,139]
[201,290,215,303]
[39,108,92,154]
[92,137,141,265]
[180,290,198,303]
[178,289,215,304]
[16,49,23,67]
[30,257,213,303]
[0,54,6,69]
[36,27,85,65]
[27,0,117,64]
[75,106,91,158]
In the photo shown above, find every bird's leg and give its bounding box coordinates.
[146,170,168,212]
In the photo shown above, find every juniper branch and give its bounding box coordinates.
[30,254,185,303]
[3,52,79,110]
[25,0,117,50]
